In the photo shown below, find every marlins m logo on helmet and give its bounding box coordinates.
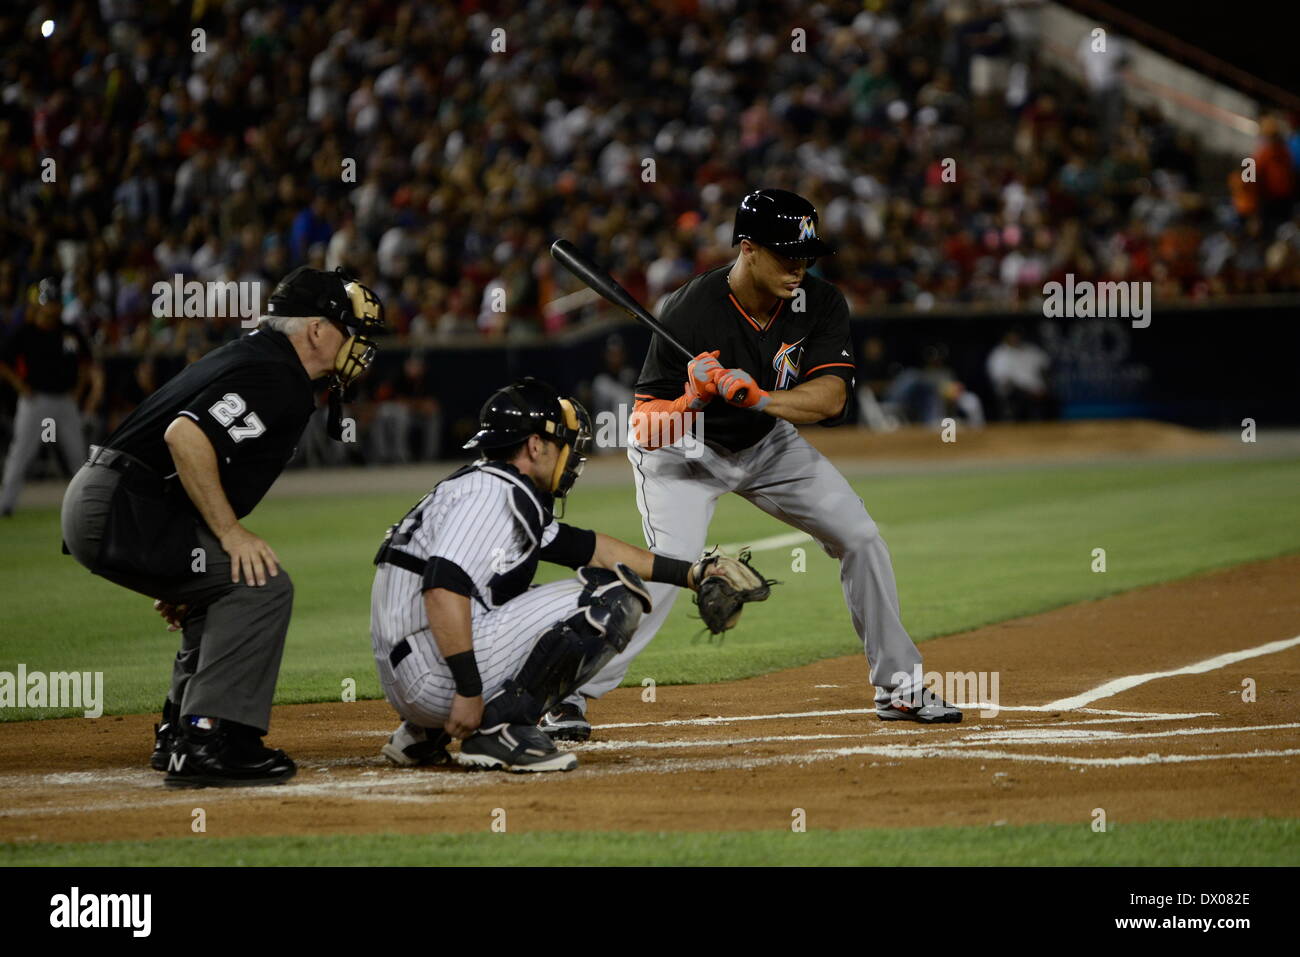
[798,216,817,240]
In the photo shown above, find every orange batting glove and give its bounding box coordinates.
[687,350,722,401]
[684,374,711,410]
[712,367,770,410]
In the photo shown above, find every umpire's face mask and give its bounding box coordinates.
[331,281,383,389]
[548,398,592,500]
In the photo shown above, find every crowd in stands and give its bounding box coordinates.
[1,0,1298,468]
[4,0,1299,351]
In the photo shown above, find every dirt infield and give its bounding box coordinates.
[2,554,1296,845]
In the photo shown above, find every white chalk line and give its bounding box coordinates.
[336,707,1216,740]
[1042,634,1300,710]
[803,744,1300,769]
[6,718,1297,819]
[593,705,1212,731]
[559,722,1300,755]
[3,634,1296,820]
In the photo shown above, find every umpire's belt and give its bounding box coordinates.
[86,444,167,497]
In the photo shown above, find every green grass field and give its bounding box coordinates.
[3,455,1299,866]
[2,818,1295,866]
[3,456,1299,720]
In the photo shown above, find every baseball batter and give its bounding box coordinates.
[546,189,961,739]
[370,378,768,772]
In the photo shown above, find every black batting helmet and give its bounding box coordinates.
[732,188,835,259]
[464,378,592,499]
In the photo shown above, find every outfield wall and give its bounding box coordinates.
[91,301,1299,456]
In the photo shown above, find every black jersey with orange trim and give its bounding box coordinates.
[635,265,855,453]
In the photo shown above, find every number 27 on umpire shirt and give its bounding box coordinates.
[104,328,316,518]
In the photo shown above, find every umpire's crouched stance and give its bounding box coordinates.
[60,268,384,788]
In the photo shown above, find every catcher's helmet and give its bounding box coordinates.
[732,188,835,259]
[464,378,592,499]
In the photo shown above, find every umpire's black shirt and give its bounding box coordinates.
[635,266,856,452]
[106,327,315,518]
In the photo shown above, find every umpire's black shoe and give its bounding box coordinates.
[150,698,179,771]
[163,718,297,788]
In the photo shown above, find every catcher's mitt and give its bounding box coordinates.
[691,547,776,635]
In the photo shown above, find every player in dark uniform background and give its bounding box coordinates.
[542,189,961,741]
[0,278,93,516]
[61,267,384,787]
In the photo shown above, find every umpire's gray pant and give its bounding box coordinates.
[61,464,293,732]
[582,419,924,707]
[0,392,86,513]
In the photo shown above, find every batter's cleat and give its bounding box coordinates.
[538,701,592,742]
[381,721,452,766]
[458,723,578,773]
[877,687,963,724]
[149,699,179,771]
[164,717,297,788]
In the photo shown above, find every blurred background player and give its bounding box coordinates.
[587,333,638,453]
[0,278,92,516]
[986,325,1053,421]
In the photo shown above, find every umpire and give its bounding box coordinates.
[61,267,384,788]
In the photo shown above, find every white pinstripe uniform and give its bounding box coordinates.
[370,463,588,729]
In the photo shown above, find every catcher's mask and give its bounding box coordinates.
[265,266,386,439]
[548,396,592,499]
[464,378,592,510]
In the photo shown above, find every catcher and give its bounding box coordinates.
[369,378,772,772]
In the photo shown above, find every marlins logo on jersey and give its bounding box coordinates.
[772,338,804,390]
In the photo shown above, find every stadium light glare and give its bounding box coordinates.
[41,20,55,38]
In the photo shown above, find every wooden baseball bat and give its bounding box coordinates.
[549,239,749,403]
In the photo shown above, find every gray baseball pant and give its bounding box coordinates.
[0,392,86,513]
[580,419,923,707]
[61,463,293,732]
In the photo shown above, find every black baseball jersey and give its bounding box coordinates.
[0,321,91,393]
[105,328,316,518]
[635,266,856,452]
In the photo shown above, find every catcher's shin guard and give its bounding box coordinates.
[483,564,650,727]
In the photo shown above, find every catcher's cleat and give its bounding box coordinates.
[163,718,297,788]
[538,701,592,742]
[381,721,452,766]
[876,687,963,724]
[150,698,179,771]
[458,723,578,773]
